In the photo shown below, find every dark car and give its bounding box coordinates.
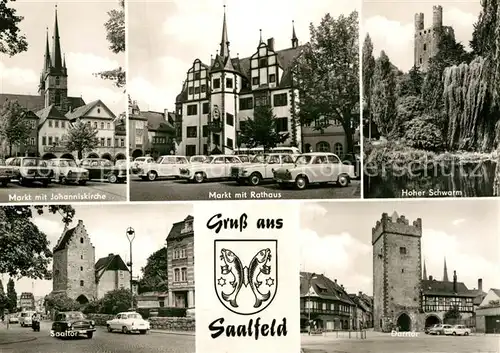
[51,311,96,339]
[78,158,116,181]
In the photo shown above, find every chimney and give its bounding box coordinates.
[478,278,483,291]
[429,275,433,281]
[341,284,344,290]
[453,271,457,292]
[267,37,275,51]
[164,108,168,121]
[334,279,337,283]
[358,291,362,297]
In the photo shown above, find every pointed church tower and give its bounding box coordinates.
[443,257,449,281]
[291,20,298,48]
[40,5,69,113]
[423,260,427,280]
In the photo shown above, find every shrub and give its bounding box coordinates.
[404,115,445,152]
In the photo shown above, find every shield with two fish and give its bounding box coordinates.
[214,239,278,315]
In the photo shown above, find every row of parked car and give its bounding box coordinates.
[131,151,360,190]
[0,157,128,187]
[425,324,472,336]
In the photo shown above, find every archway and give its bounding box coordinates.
[425,315,441,328]
[87,152,99,158]
[101,153,112,161]
[42,153,57,160]
[132,149,143,159]
[61,153,74,160]
[115,153,126,160]
[396,313,411,332]
[316,141,331,153]
[76,294,89,305]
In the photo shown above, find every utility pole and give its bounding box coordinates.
[126,227,135,310]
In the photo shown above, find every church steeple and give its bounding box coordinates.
[219,5,230,59]
[44,27,51,71]
[291,20,298,48]
[443,257,449,281]
[51,5,63,69]
[423,260,427,280]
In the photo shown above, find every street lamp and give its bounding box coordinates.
[125,227,135,310]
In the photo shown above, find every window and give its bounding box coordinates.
[101,122,105,129]
[186,126,197,138]
[80,267,83,271]
[121,138,125,147]
[201,84,206,93]
[255,96,268,107]
[239,97,253,110]
[188,87,194,95]
[202,102,209,114]
[107,123,110,129]
[273,93,287,107]
[400,247,407,255]
[174,268,180,282]
[80,237,84,243]
[226,78,233,89]
[42,136,47,145]
[94,122,98,129]
[259,58,268,67]
[186,145,196,156]
[181,268,187,281]
[334,143,343,156]
[54,136,59,144]
[80,280,84,287]
[81,255,83,259]
[419,57,423,64]
[30,137,35,146]
[187,104,197,115]
[48,137,53,145]
[49,120,53,127]
[226,137,233,149]
[107,138,111,147]
[61,121,65,128]
[202,125,208,137]
[195,86,200,94]
[194,72,201,80]
[269,74,276,83]
[226,113,234,126]
[276,117,288,132]
[55,76,60,85]
[327,155,340,164]
[316,141,331,152]
[55,120,59,128]
[97,108,101,114]
[213,78,220,89]
[100,138,105,146]
[423,43,427,51]
[252,77,259,85]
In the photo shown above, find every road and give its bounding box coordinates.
[130,178,361,201]
[0,180,127,203]
[301,332,500,353]
[0,322,194,353]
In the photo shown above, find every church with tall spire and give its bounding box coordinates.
[174,7,308,156]
[0,6,126,161]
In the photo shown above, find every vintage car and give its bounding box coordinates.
[51,311,96,339]
[131,156,155,173]
[8,313,19,324]
[19,311,36,327]
[106,311,150,334]
[428,324,453,335]
[444,324,471,336]
[78,158,120,182]
[231,153,296,186]
[179,155,242,183]
[189,155,207,164]
[48,158,89,185]
[272,152,356,190]
[10,157,53,186]
[115,159,127,168]
[0,159,13,186]
[237,155,252,163]
[137,155,189,181]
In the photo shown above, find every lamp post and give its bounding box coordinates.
[125,227,135,310]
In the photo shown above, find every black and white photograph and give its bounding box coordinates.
[128,0,361,202]
[0,1,127,203]
[362,0,500,198]
[299,200,500,353]
[0,204,195,353]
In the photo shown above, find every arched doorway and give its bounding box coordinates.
[42,153,57,160]
[101,153,112,161]
[396,313,411,332]
[425,315,441,328]
[61,153,74,160]
[76,294,89,305]
[87,153,99,158]
[316,141,331,152]
[115,153,126,160]
[132,149,143,159]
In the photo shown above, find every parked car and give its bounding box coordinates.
[51,311,96,339]
[106,164,128,183]
[10,157,52,186]
[341,153,361,179]
[106,312,150,334]
[238,155,252,163]
[179,155,242,183]
[231,153,296,186]
[131,157,155,173]
[137,155,189,181]
[189,155,207,163]
[8,313,19,324]
[48,158,89,185]
[424,324,439,334]
[19,311,36,327]
[428,324,453,335]
[272,152,356,190]
[115,159,127,168]
[444,324,471,336]
[0,159,13,186]
[78,158,116,181]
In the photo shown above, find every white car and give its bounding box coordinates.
[48,158,89,185]
[272,152,356,190]
[137,155,189,181]
[231,153,296,186]
[19,311,36,327]
[444,324,471,336]
[131,157,155,173]
[106,312,150,334]
[8,314,19,324]
[189,155,207,163]
[428,324,453,335]
[179,155,242,183]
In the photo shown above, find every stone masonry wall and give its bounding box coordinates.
[85,313,195,331]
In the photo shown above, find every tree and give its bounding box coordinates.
[6,278,16,312]
[239,105,289,151]
[0,100,32,157]
[100,289,136,315]
[139,247,168,293]
[0,0,28,56]
[362,34,376,138]
[0,205,75,279]
[404,114,445,151]
[62,119,99,160]
[95,0,125,89]
[397,66,423,98]
[292,12,359,153]
[0,280,7,312]
[371,51,397,137]
[443,306,462,323]
[44,292,79,312]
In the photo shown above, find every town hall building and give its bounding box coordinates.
[0,7,126,161]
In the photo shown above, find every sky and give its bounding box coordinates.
[0,0,126,115]
[363,0,482,72]
[127,0,359,112]
[3,203,192,297]
[300,199,500,296]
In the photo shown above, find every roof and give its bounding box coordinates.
[95,253,129,280]
[0,93,85,112]
[36,104,69,127]
[53,226,77,252]
[141,111,175,133]
[166,215,194,241]
[300,272,355,305]
[65,99,115,120]
[491,289,500,297]
[421,279,475,297]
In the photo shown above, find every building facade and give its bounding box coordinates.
[51,220,131,303]
[19,292,35,311]
[414,5,455,71]
[0,8,125,161]
[475,289,500,333]
[166,215,195,309]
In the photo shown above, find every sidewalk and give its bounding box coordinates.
[0,331,38,345]
[150,329,195,336]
